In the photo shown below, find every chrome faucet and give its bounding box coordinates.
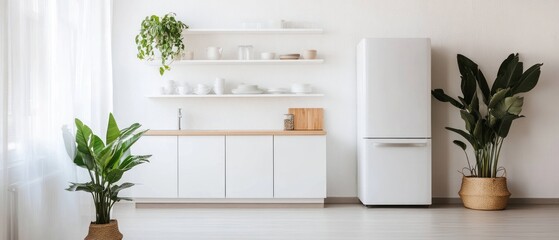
[178,108,182,130]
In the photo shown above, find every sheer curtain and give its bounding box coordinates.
[2,0,113,239]
[1,0,9,239]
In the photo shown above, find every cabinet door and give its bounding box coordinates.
[274,136,326,198]
[226,136,273,198]
[124,136,178,198]
[178,136,225,198]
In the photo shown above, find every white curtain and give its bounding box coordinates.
[2,0,113,239]
[1,0,9,239]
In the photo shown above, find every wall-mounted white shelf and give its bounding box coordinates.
[147,59,324,65]
[147,94,324,98]
[183,28,323,35]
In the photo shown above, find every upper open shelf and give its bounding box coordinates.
[147,59,324,65]
[183,28,324,35]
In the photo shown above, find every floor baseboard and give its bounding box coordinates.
[429,198,559,205]
[329,197,559,205]
[324,197,361,204]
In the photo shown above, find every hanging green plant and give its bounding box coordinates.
[135,12,189,76]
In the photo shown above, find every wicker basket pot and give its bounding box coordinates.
[85,220,123,240]
[458,176,511,210]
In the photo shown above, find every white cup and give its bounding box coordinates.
[207,47,223,60]
[214,87,224,95]
[214,78,225,88]
[261,52,276,60]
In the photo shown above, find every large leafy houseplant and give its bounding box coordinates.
[66,113,151,224]
[432,53,542,178]
[135,12,189,76]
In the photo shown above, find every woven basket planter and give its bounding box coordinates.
[85,220,123,240]
[458,176,511,210]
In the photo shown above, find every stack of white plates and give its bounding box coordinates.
[279,54,300,60]
[267,88,289,94]
[232,84,264,94]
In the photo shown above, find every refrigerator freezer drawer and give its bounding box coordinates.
[358,139,431,205]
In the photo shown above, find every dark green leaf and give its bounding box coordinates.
[452,140,467,151]
[460,110,476,132]
[106,169,124,184]
[460,70,477,104]
[476,70,490,104]
[445,127,477,149]
[457,54,478,77]
[431,89,464,109]
[472,119,484,143]
[496,114,524,138]
[492,53,519,94]
[511,63,543,95]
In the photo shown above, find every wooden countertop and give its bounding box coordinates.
[145,130,327,136]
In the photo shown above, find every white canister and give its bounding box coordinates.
[207,47,223,60]
[214,78,225,95]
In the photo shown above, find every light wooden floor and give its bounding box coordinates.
[112,203,559,239]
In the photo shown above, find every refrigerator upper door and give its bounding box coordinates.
[358,38,431,138]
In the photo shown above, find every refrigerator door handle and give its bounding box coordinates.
[371,139,429,146]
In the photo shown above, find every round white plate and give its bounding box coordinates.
[232,89,264,94]
[267,88,288,94]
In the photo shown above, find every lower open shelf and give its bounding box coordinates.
[147,94,324,98]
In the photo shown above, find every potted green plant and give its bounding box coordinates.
[432,53,542,210]
[66,113,151,239]
[135,12,189,76]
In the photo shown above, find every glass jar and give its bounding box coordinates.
[284,114,294,131]
[238,45,254,60]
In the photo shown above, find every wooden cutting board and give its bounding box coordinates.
[288,108,324,130]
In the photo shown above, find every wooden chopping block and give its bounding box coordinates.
[288,108,324,130]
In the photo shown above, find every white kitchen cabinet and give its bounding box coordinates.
[226,136,273,198]
[125,136,178,198]
[273,136,327,198]
[178,136,225,198]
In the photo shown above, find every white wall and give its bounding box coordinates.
[112,0,559,198]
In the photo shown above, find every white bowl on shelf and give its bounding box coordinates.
[291,83,312,94]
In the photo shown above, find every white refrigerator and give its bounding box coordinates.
[357,38,432,206]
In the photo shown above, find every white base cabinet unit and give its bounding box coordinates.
[125,130,326,203]
[225,136,274,198]
[178,136,225,198]
[123,136,178,198]
[273,136,327,198]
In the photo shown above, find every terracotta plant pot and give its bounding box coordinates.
[458,176,511,210]
[85,220,123,240]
